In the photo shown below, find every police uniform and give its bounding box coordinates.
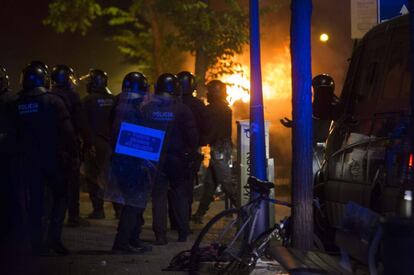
[15,85,76,254]
[142,74,199,244]
[193,81,238,223]
[182,95,208,146]
[168,89,206,226]
[167,72,206,230]
[52,85,92,224]
[108,72,153,253]
[83,90,121,218]
[0,86,20,246]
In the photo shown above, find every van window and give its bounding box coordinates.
[353,55,378,104]
[352,32,388,120]
[400,62,411,100]
[354,41,385,99]
[382,42,409,100]
[382,61,405,99]
[377,26,410,112]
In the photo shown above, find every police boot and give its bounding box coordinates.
[154,235,168,246]
[49,242,70,255]
[87,210,105,219]
[112,244,147,254]
[177,233,188,242]
[129,239,152,253]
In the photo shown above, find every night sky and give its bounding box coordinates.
[0,0,352,94]
[0,0,131,92]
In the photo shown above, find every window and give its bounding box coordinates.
[382,42,408,100]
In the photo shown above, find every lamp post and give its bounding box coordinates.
[249,0,268,237]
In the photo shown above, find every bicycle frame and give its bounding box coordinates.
[221,195,291,259]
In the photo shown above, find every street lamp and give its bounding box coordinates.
[319,33,329,43]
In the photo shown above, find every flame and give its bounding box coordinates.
[221,65,251,106]
[218,46,292,106]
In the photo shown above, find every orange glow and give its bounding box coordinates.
[409,153,413,168]
[201,146,210,167]
[217,45,292,106]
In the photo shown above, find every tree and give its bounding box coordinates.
[44,0,183,80]
[290,0,314,250]
[44,0,249,87]
[164,0,249,95]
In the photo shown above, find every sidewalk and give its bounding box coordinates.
[6,192,291,275]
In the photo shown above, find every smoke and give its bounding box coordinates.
[226,0,354,182]
[173,1,353,183]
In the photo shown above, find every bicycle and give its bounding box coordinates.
[188,176,293,274]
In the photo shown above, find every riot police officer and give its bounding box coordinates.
[177,71,207,145]
[82,69,122,219]
[111,72,153,254]
[312,73,340,121]
[51,65,92,227]
[0,67,20,247]
[312,73,340,140]
[142,73,198,244]
[29,61,50,89]
[192,80,238,224]
[15,63,76,255]
[174,71,206,224]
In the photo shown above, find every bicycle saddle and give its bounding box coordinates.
[248,176,274,194]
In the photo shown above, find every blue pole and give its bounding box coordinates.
[409,0,414,213]
[249,0,268,237]
[290,0,314,250]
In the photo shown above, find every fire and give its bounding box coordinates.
[221,65,251,106]
[219,46,292,106]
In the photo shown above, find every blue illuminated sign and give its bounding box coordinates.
[378,0,408,23]
[115,122,166,162]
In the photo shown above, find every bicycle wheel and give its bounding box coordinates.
[189,208,250,274]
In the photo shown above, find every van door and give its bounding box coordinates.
[368,22,410,214]
[321,25,391,228]
[322,133,370,227]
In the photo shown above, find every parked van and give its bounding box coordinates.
[313,14,411,243]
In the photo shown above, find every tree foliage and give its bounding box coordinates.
[164,0,249,80]
[44,0,251,82]
[43,0,103,35]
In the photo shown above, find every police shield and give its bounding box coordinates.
[99,122,165,208]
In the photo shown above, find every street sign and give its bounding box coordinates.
[115,122,166,162]
[351,0,378,39]
[378,0,409,23]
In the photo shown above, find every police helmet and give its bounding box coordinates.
[20,64,49,90]
[51,65,76,88]
[122,72,149,95]
[29,60,49,74]
[155,73,179,95]
[29,60,50,88]
[206,80,227,103]
[177,71,197,96]
[312,74,335,91]
[0,67,10,92]
[86,69,108,93]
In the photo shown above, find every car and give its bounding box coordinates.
[313,14,411,247]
